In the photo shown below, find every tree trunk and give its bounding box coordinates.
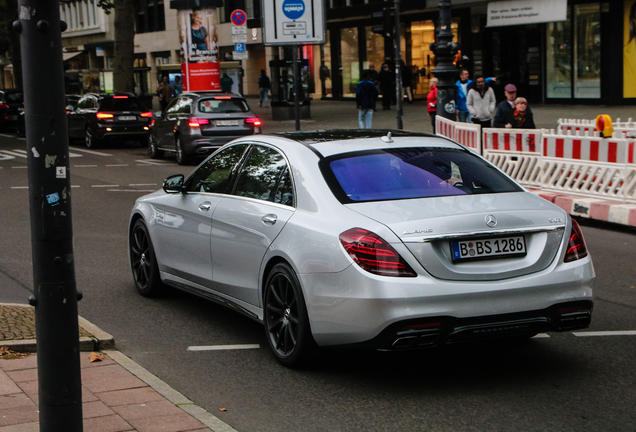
[113,0,135,93]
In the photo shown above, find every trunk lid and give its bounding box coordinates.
[346,192,566,281]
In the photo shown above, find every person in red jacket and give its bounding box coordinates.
[427,78,438,133]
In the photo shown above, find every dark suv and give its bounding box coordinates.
[148,92,261,165]
[67,93,152,148]
[0,89,24,132]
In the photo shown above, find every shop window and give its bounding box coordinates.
[135,0,166,33]
[364,27,384,75]
[320,31,332,97]
[546,20,571,98]
[574,3,601,98]
[341,28,359,97]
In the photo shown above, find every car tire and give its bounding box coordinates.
[264,263,316,367]
[85,126,101,149]
[129,219,165,297]
[175,136,190,165]
[148,134,164,159]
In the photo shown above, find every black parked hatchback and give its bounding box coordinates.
[67,93,152,148]
[0,89,24,132]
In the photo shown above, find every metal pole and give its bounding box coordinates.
[15,0,83,430]
[431,0,458,121]
[292,45,300,131]
[394,0,403,130]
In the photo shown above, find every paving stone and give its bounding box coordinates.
[96,387,166,407]
[83,414,134,432]
[128,412,208,432]
[0,404,39,427]
[0,355,37,372]
[6,367,37,383]
[0,393,34,410]
[82,364,147,394]
[15,381,37,404]
[0,422,39,432]
[112,399,186,421]
[0,370,22,395]
[83,400,116,419]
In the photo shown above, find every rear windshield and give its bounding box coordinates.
[198,98,249,113]
[99,97,146,111]
[5,92,23,103]
[321,147,522,203]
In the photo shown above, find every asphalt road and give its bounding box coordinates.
[0,130,635,431]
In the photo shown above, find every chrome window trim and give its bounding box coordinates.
[402,225,566,243]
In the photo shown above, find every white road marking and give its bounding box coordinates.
[0,134,15,138]
[106,164,129,167]
[136,159,171,165]
[74,165,98,168]
[92,184,119,188]
[187,344,260,351]
[572,330,636,337]
[1,150,26,158]
[71,185,80,188]
[11,166,27,169]
[69,148,113,156]
[532,333,550,338]
[129,183,157,186]
[107,189,156,192]
[10,186,28,189]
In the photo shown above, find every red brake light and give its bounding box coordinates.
[140,112,152,118]
[188,118,210,127]
[214,96,232,99]
[0,103,8,109]
[113,95,128,99]
[564,219,588,263]
[96,112,114,119]
[245,117,261,126]
[339,228,417,277]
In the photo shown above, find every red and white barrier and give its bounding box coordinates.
[557,118,597,135]
[483,128,542,153]
[435,116,456,141]
[453,122,481,153]
[542,134,630,164]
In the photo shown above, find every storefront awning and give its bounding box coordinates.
[63,52,83,62]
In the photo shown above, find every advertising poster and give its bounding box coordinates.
[178,8,220,91]
[625,0,636,97]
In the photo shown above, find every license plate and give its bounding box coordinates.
[118,115,136,121]
[215,120,239,126]
[451,235,526,261]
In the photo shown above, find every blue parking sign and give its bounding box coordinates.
[235,43,245,52]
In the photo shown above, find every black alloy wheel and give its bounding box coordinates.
[85,126,101,149]
[264,263,315,367]
[148,134,164,159]
[175,135,190,165]
[129,219,164,297]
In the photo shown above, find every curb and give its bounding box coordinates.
[0,303,115,352]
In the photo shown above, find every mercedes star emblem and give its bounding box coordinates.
[485,214,497,228]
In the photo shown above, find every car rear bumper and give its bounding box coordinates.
[95,124,150,140]
[299,256,595,347]
[184,135,255,155]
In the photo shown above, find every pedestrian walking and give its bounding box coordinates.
[455,68,472,123]
[258,69,271,107]
[493,83,534,128]
[367,62,379,87]
[467,76,496,128]
[356,71,378,129]
[172,75,182,96]
[504,97,535,129]
[402,61,413,104]
[156,76,172,112]
[379,63,393,110]
[427,78,438,133]
[220,73,233,93]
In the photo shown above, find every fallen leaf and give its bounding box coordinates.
[219,408,227,412]
[89,352,105,363]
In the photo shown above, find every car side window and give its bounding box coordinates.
[76,97,91,109]
[234,145,290,204]
[164,98,181,116]
[273,168,294,206]
[176,97,192,114]
[186,144,248,193]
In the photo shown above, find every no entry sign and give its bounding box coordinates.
[231,9,247,26]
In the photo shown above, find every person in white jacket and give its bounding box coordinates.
[466,76,496,128]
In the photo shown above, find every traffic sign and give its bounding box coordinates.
[261,0,325,45]
[231,26,247,34]
[231,9,247,26]
[233,51,248,60]
[235,43,246,52]
[232,34,248,43]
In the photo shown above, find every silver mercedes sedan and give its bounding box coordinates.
[128,130,594,367]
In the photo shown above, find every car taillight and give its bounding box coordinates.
[188,119,210,127]
[0,103,8,109]
[564,219,588,263]
[214,96,231,99]
[339,228,417,277]
[113,95,128,99]
[140,112,152,118]
[96,112,114,119]
[245,117,261,126]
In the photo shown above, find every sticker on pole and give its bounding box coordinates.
[282,0,305,20]
[231,9,247,26]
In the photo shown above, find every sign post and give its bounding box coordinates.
[261,0,325,130]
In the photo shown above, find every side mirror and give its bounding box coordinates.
[163,174,185,194]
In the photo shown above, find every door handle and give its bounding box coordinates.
[199,202,211,211]
[261,214,278,225]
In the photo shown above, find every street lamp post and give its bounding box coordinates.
[430,0,459,121]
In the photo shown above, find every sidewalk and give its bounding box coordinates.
[0,303,236,432]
